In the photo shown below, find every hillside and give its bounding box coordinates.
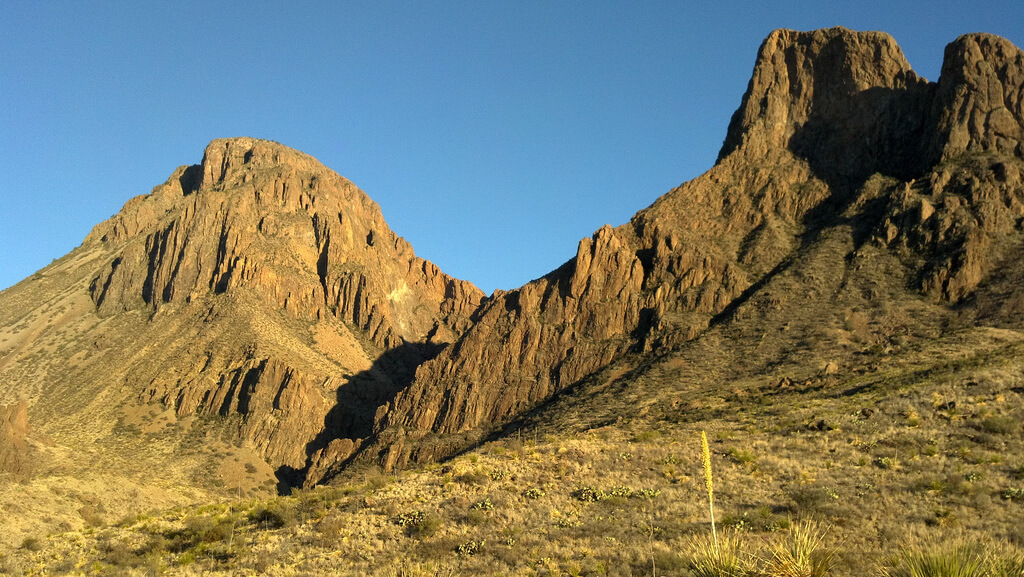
[1,26,1024,575]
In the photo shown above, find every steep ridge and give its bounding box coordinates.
[1,28,1021,493]
[0,138,483,485]
[367,27,1024,473]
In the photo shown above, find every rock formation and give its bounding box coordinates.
[1,27,1022,488]
[0,137,483,482]
[0,401,30,477]
[369,27,1024,471]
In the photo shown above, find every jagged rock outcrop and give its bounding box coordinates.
[88,138,481,347]
[0,137,483,480]
[932,33,1024,161]
[0,401,30,477]
[369,27,1024,471]
[2,28,1022,488]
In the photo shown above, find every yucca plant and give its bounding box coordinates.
[763,520,836,577]
[881,542,988,577]
[688,530,755,577]
[991,553,1024,577]
[701,430,718,550]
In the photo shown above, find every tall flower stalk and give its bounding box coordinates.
[701,430,718,553]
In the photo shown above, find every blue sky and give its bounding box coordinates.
[2,2,1022,294]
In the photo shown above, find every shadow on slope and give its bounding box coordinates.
[275,341,445,492]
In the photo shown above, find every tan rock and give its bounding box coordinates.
[0,401,29,476]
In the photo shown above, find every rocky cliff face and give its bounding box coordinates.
[369,28,1024,471]
[2,27,1022,488]
[0,137,483,482]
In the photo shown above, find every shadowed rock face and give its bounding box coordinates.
[369,28,1024,471]
[933,33,1024,161]
[1,137,483,480]
[2,28,1023,487]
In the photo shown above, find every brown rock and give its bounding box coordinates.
[1,137,484,485]
[0,401,30,476]
[3,28,1024,488]
[932,34,1024,160]
[368,28,1024,471]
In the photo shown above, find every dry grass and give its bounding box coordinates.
[4,308,1024,575]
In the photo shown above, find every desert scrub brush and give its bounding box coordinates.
[687,530,754,577]
[764,520,836,577]
[881,541,987,577]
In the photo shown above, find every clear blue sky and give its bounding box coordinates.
[2,2,1022,294]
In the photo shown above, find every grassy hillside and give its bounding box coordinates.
[4,323,1023,576]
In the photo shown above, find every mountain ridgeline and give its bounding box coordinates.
[1,27,1022,492]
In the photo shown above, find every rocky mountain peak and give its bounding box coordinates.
[2,29,1023,495]
[199,137,323,189]
[366,28,1024,473]
[933,33,1024,160]
[719,27,932,183]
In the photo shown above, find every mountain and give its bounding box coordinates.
[369,27,1024,470]
[0,137,482,503]
[1,27,1023,558]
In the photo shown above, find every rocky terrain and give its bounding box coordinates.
[372,27,1024,470]
[0,26,1023,575]
[0,136,483,509]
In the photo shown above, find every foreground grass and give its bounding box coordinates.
[3,329,1024,576]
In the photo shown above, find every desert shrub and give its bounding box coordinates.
[787,485,840,517]
[454,469,489,485]
[979,416,1017,435]
[633,429,662,443]
[406,512,442,539]
[20,537,43,552]
[573,486,607,502]
[393,510,442,538]
[686,530,755,577]
[248,502,295,529]
[881,542,987,577]
[764,520,836,577]
[171,515,236,551]
[79,503,106,528]
[101,540,145,567]
[727,448,757,465]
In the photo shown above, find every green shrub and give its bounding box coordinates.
[248,502,295,529]
[979,416,1017,435]
[882,542,987,577]
[764,520,836,577]
[573,486,607,502]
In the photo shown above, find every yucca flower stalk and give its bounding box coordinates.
[701,430,718,553]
